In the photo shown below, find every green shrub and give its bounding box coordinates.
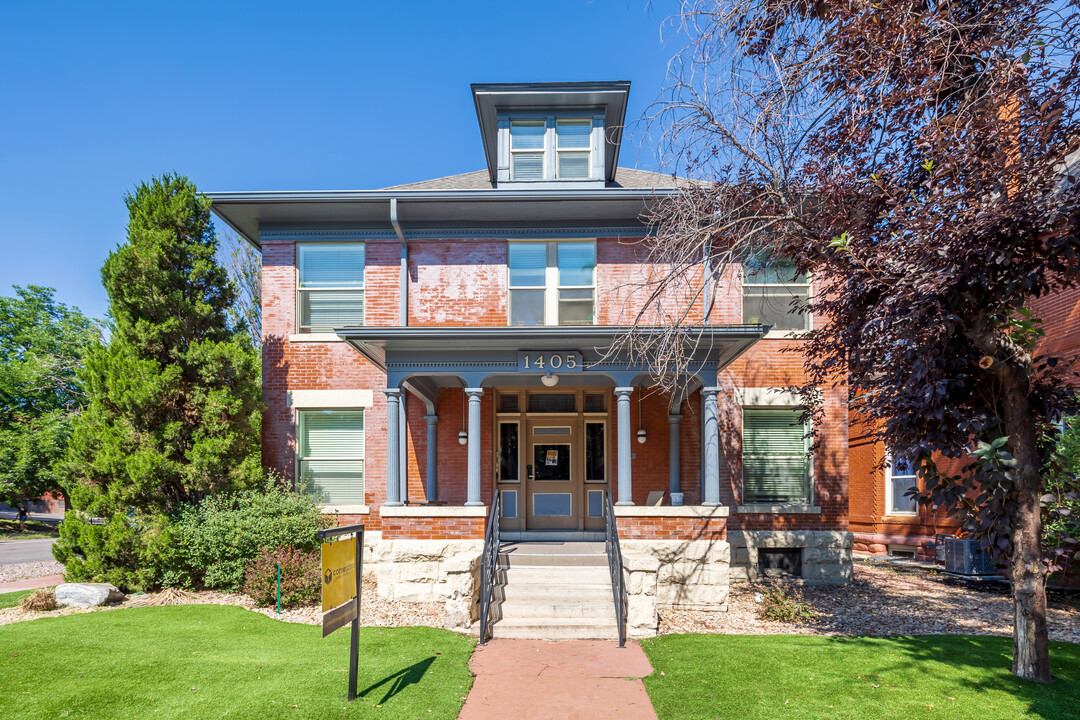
[757,581,816,623]
[241,545,320,608]
[160,477,330,592]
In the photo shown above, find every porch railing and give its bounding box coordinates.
[477,491,501,645]
[604,490,627,648]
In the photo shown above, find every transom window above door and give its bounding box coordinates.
[509,118,593,181]
[508,241,596,326]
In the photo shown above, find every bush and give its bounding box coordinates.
[160,477,330,592]
[241,545,320,608]
[756,581,815,623]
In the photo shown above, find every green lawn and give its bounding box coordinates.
[642,634,1080,720]
[0,589,35,609]
[0,605,475,719]
[0,518,59,539]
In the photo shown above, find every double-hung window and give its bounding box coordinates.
[297,243,365,333]
[297,409,365,505]
[742,254,810,331]
[508,241,596,326]
[742,407,811,503]
[887,456,918,514]
[509,118,593,181]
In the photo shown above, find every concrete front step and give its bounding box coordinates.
[495,567,610,585]
[493,583,614,603]
[498,552,608,567]
[495,599,617,619]
[491,617,620,640]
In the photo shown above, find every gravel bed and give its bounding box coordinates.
[0,561,64,583]
[660,558,1080,643]
[0,573,445,629]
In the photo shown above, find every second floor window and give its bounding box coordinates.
[509,118,592,181]
[297,243,365,333]
[742,255,810,331]
[509,241,596,326]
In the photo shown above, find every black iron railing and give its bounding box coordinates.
[604,490,627,648]
[477,491,501,645]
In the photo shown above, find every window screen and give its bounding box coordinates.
[742,407,810,503]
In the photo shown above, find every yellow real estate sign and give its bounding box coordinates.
[321,537,357,613]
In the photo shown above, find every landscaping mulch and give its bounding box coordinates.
[0,572,445,629]
[659,557,1080,643]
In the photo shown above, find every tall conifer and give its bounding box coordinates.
[55,174,262,589]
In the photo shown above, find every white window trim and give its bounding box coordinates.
[504,112,600,182]
[295,242,366,334]
[739,401,815,506]
[884,453,919,517]
[507,239,597,327]
[741,263,813,335]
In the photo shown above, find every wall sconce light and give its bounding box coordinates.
[636,385,647,443]
[541,372,559,387]
[458,385,468,444]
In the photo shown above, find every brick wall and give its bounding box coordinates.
[379,516,486,540]
[616,516,726,540]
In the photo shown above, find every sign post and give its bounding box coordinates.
[318,523,364,700]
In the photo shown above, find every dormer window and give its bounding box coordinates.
[508,117,595,181]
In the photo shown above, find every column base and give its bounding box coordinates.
[383,501,404,507]
[702,501,722,507]
[615,501,636,506]
[463,501,485,507]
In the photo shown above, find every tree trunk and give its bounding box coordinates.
[998,362,1052,683]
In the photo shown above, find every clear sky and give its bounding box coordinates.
[0,1,680,322]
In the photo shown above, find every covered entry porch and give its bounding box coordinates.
[338,325,765,535]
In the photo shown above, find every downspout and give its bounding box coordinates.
[390,197,408,326]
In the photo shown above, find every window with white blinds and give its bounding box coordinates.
[742,407,811,503]
[742,254,810,331]
[508,241,595,326]
[296,409,365,505]
[297,243,365,333]
[508,118,593,181]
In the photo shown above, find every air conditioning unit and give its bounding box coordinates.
[943,537,997,576]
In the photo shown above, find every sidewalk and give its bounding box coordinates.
[459,638,658,720]
[0,574,64,593]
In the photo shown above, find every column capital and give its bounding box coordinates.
[613,386,635,397]
[464,387,484,398]
[701,386,722,397]
[668,413,683,424]
[383,388,403,398]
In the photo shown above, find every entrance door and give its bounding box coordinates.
[525,419,579,530]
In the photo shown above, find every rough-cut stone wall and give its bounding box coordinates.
[728,530,853,585]
[371,539,483,630]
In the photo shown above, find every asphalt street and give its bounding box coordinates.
[0,538,58,564]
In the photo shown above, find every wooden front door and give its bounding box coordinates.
[525,419,579,530]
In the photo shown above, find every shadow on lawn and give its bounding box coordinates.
[824,634,1080,720]
[359,656,436,704]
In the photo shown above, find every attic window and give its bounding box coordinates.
[509,118,593,181]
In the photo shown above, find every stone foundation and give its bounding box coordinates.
[371,539,483,630]
[620,538,731,638]
[728,530,853,585]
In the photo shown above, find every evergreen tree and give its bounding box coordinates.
[55,174,263,590]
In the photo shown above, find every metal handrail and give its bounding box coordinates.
[477,491,501,645]
[604,490,627,648]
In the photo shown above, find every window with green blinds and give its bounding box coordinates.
[297,243,365,332]
[742,407,811,503]
[297,409,364,505]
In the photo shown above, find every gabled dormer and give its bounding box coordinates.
[472,81,630,188]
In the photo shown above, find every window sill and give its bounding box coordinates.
[883,512,920,520]
[762,329,810,340]
[737,504,821,515]
[289,333,344,343]
[320,504,370,515]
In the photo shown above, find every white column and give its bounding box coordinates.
[668,413,682,495]
[399,393,408,503]
[614,387,634,506]
[424,414,438,502]
[465,388,484,506]
[383,389,403,506]
[702,387,721,506]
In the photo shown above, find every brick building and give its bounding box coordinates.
[210,82,853,638]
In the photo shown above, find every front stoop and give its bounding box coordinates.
[487,542,620,641]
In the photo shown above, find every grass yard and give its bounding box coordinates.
[642,634,1080,720]
[0,605,475,719]
[0,589,35,609]
[0,518,59,539]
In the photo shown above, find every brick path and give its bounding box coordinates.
[459,638,658,720]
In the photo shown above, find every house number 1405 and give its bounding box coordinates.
[517,351,583,372]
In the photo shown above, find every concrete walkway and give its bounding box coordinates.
[0,574,64,593]
[459,639,658,720]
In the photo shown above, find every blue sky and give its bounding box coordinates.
[0,1,679,322]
